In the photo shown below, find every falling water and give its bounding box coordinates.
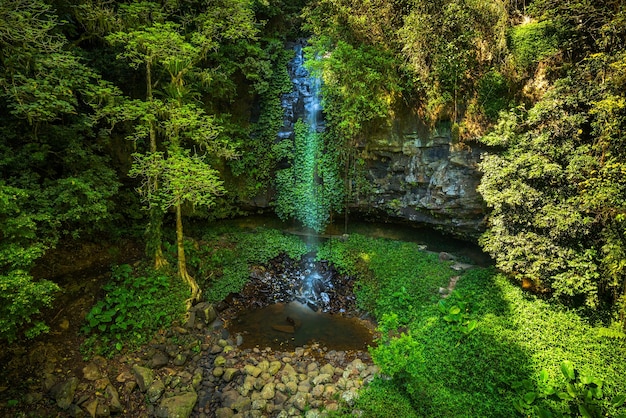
[225,47,370,346]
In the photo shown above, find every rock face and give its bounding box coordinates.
[272,40,485,238]
[355,121,486,238]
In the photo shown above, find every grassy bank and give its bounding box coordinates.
[318,234,626,417]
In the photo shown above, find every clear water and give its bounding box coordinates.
[227,301,374,351]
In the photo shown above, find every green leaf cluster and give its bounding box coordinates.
[514,362,626,418]
[81,264,186,355]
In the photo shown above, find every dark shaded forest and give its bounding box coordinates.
[1,1,626,416]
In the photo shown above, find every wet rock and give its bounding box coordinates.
[215,407,234,418]
[132,365,154,392]
[146,379,165,403]
[51,376,79,409]
[151,351,169,368]
[105,384,122,413]
[157,391,197,418]
[84,399,98,418]
[82,362,102,381]
[95,402,110,417]
[260,382,275,400]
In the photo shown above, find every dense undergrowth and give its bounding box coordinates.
[318,234,626,418]
[81,227,626,416]
[80,264,188,357]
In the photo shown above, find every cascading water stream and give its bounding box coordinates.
[226,41,373,351]
[281,41,329,310]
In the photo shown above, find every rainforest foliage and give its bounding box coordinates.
[1,0,626,346]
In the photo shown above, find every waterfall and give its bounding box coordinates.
[276,40,334,233]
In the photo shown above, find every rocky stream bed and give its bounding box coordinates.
[0,250,384,418]
[0,298,378,418]
[0,238,472,418]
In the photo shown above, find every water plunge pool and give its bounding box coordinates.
[226,301,374,351]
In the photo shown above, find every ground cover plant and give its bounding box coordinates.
[81,263,188,357]
[317,234,626,417]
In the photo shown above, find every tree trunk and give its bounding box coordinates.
[146,57,167,269]
[176,198,201,311]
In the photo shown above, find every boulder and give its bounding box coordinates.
[132,365,154,392]
[51,376,79,410]
[157,391,198,418]
[146,379,165,403]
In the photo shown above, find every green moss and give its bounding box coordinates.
[509,20,559,72]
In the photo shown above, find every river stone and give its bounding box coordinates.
[223,368,238,382]
[68,403,85,418]
[291,393,309,411]
[312,373,331,385]
[324,385,337,399]
[298,381,311,394]
[341,389,359,406]
[310,384,324,398]
[24,392,43,404]
[305,410,321,418]
[253,377,265,391]
[173,353,187,366]
[192,371,203,390]
[213,367,224,378]
[261,383,275,400]
[132,365,154,392]
[244,365,262,377]
[96,402,110,417]
[198,302,217,324]
[232,395,252,412]
[51,376,79,410]
[282,363,296,377]
[215,407,234,418]
[147,379,165,403]
[252,398,267,411]
[285,381,298,395]
[319,364,335,376]
[268,361,282,376]
[214,356,226,367]
[258,360,269,372]
[85,399,98,417]
[274,391,289,407]
[157,391,197,418]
